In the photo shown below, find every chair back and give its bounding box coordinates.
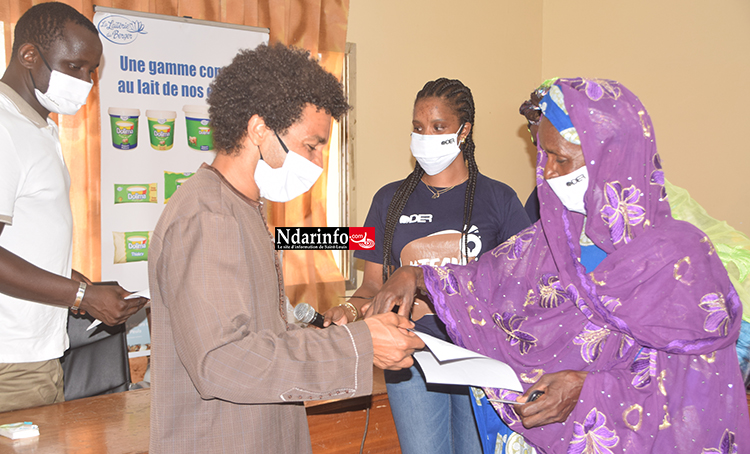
[60,312,131,400]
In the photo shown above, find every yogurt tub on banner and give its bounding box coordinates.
[183,105,214,151]
[108,108,140,150]
[146,110,176,151]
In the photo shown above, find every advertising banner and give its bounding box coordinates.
[95,7,268,356]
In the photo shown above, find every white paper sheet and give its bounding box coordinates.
[87,289,150,331]
[412,331,523,403]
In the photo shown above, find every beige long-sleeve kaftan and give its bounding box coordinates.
[149,164,373,454]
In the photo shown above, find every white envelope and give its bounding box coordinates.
[87,289,151,331]
[413,331,523,401]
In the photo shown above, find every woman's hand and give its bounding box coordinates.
[513,370,588,428]
[364,266,424,319]
[325,261,383,326]
[322,305,351,326]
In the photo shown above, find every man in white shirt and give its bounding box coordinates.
[0,2,147,412]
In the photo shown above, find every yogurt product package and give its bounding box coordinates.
[146,110,176,150]
[108,108,140,150]
[114,183,157,204]
[113,231,153,263]
[183,105,214,151]
[164,171,194,203]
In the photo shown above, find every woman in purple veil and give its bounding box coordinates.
[366,78,750,453]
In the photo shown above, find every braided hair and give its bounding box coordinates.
[381,78,478,283]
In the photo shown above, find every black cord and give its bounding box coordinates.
[359,406,370,454]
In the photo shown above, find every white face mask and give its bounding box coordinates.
[254,133,323,202]
[34,69,93,116]
[546,165,589,214]
[410,126,464,176]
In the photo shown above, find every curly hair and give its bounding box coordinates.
[207,43,349,155]
[12,2,97,57]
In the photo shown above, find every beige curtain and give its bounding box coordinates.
[0,0,349,312]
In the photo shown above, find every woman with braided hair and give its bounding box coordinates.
[324,78,530,453]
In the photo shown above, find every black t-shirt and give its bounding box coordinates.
[355,173,530,339]
[525,186,541,223]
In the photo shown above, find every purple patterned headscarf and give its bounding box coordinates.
[424,78,749,453]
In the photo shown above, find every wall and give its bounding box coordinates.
[348,0,750,239]
[347,0,544,233]
[541,0,750,233]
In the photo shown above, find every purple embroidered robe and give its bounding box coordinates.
[424,78,750,454]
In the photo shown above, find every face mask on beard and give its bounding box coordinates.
[31,48,93,116]
[410,124,464,175]
[253,132,323,202]
[546,165,588,214]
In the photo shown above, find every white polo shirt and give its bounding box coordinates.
[0,82,72,363]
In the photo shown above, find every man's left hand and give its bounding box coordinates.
[513,370,588,428]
